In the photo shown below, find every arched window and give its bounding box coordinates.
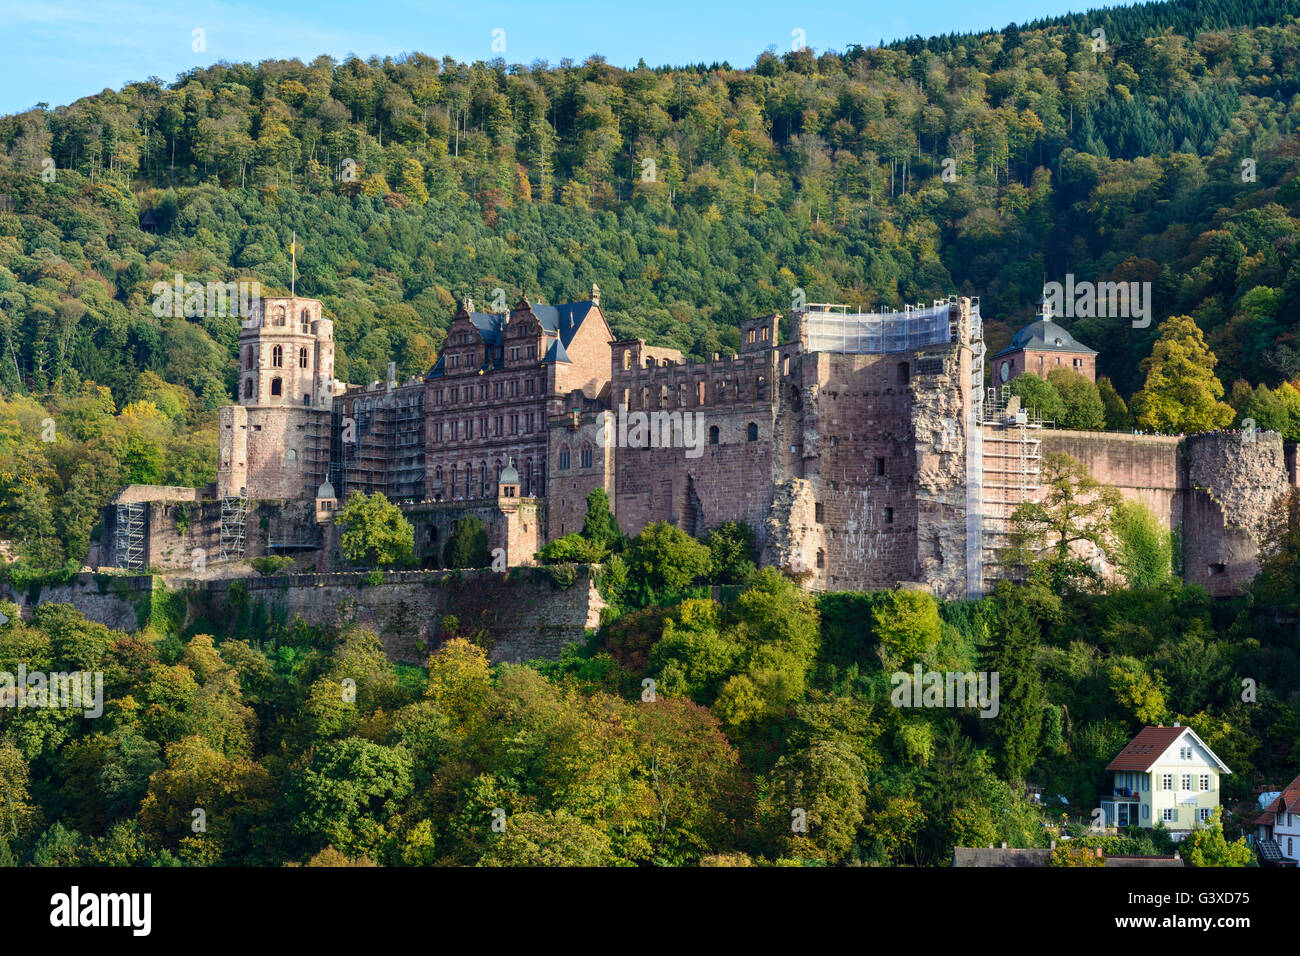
[299,347,309,368]
[897,361,910,385]
[270,377,282,397]
[300,308,311,332]
[709,425,720,445]
[272,345,283,367]
[622,351,632,371]
[286,448,297,461]
[747,422,758,442]
[273,307,286,327]
[558,445,571,470]
[580,443,593,469]
[243,378,253,398]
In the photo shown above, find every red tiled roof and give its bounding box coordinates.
[1106,726,1189,772]
[1255,774,1300,824]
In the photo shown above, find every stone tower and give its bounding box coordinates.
[218,296,336,499]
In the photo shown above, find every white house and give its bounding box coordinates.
[1101,724,1231,839]
[1253,774,1300,866]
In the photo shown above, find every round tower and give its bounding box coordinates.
[238,297,332,408]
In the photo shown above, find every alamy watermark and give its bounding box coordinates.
[151,274,262,319]
[890,665,1000,718]
[0,665,103,717]
[594,405,707,458]
[1042,275,1152,328]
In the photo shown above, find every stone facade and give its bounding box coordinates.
[5,568,603,665]
[108,288,1295,601]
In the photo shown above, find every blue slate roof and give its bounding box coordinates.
[991,317,1097,359]
[428,300,594,376]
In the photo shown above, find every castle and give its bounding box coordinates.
[97,288,1298,600]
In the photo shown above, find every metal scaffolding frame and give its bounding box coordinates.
[220,495,248,561]
[802,300,955,354]
[114,502,145,570]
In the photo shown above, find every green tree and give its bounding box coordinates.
[443,515,491,569]
[981,583,1045,784]
[871,590,942,671]
[1097,376,1132,430]
[1009,372,1065,422]
[1111,499,1173,588]
[1047,368,1106,430]
[623,522,711,599]
[1182,808,1254,867]
[704,520,757,585]
[336,491,414,569]
[1008,453,1121,589]
[580,487,623,552]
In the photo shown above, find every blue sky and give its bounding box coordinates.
[1,0,1119,116]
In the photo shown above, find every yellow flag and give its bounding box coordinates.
[290,241,295,255]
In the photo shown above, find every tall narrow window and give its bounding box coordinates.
[272,345,283,367]
[299,347,309,368]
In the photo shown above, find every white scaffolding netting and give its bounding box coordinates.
[803,302,953,354]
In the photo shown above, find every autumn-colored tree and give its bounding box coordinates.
[1132,315,1234,433]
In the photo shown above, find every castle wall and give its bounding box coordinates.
[610,345,778,543]
[6,569,603,665]
[546,395,616,541]
[1038,431,1183,529]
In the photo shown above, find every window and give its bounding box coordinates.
[897,361,910,385]
[1200,775,1210,791]
[747,422,758,442]
[709,426,720,445]
[816,549,825,569]
[303,394,310,406]
[1198,808,1212,823]
[558,446,570,470]
[875,457,886,476]
[299,347,309,368]
[270,377,282,397]
[243,378,253,398]
[1162,808,1175,822]
[272,345,283,367]
[580,444,593,469]
[884,506,894,524]
[273,308,286,327]
[1142,804,1149,819]
[815,502,824,523]
[1181,774,1193,792]
[1142,776,1149,792]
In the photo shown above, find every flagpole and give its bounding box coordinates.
[291,231,296,297]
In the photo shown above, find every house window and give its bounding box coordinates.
[1198,808,1212,823]
[1142,804,1149,819]
[1142,776,1149,792]
[1181,774,1193,791]
[1161,773,1173,791]
[1162,808,1175,822]
[1199,775,1210,791]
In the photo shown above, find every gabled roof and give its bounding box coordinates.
[427,298,597,377]
[1106,726,1232,774]
[1254,774,1300,823]
[991,317,1097,359]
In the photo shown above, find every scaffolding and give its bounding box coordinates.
[114,502,145,570]
[979,388,1045,578]
[220,495,248,561]
[802,300,954,354]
